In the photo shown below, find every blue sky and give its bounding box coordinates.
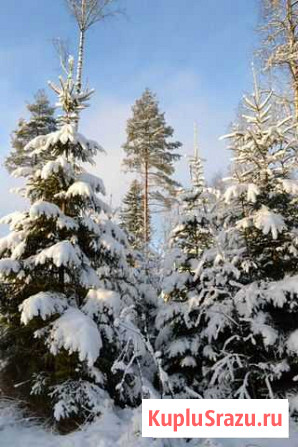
[0,0,259,218]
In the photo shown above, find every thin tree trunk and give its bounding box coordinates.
[59,200,66,290]
[293,76,298,122]
[76,29,85,94]
[287,0,298,122]
[144,158,149,252]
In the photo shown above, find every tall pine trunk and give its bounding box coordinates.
[144,157,149,251]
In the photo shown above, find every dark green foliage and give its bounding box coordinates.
[123,89,182,245]
[120,180,146,250]
[5,90,57,173]
[123,89,181,190]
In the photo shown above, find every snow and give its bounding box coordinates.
[287,330,298,355]
[65,181,111,212]
[34,241,82,268]
[80,216,102,235]
[47,308,102,367]
[50,380,107,421]
[79,172,106,195]
[102,218,129,246]
[29,201,62,219]
[28,204,79,237]
[56,215,78,230]
[289,395,298,414]
[247,183,260,202]
[117,307,148,357]
[253,206,286,239]
[66,181,94,199]
[19,291,68,325]
[204,302,234,342]
[40,156,72,180]
[266,276,298,307]
[234,276,298,326]
[80,266,102,288]
[224,183,260,204]
[281,179,298,195]
[1,399,298,447]
[250,312,278,347]
[11,240,27,259]
[236,217,252,230]
[0,258,20,276]
[155,302,186,331]
[83,288,121,317]
[99,233,127,259]
[25,124,103,157]
[0,232,24,256]
[11,166,33,178]
[162,271,190,295]
[180,356,197,367]
[167,338,189,357]
[0,211,25,229]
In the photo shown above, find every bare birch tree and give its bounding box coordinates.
[66,0,120,94]
[259,0,298,120]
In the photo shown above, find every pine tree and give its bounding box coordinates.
[155,133,216,397]
[122,89,182,248]
[5,90,57,174]
[196,74,298,406]
[0,60,155,427]
[120,180,146,251]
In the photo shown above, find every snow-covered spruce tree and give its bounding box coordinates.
[161,136,213,301]
[0,60,155,428]
[5,89,57,174]
[91,210,159,407]
[155,139,217,397]
[122,89,182,248]
[196,76,298,404]
[120,179,146,251]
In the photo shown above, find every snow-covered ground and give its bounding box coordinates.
[1,400,298,447]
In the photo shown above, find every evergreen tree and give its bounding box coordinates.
[120,180,146,251]
[5,90,57,174]
[161,138,213,301]
[122,89,182,247]
[195,75,298,406]
[155,137,216,397]
[0,60,155,427]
